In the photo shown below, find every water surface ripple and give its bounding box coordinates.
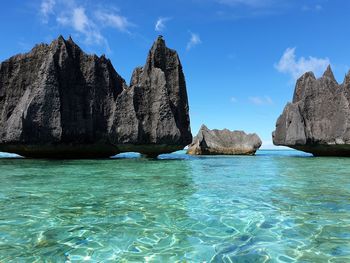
[0,150,349,262]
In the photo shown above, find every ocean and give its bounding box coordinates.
[0,150,349,262]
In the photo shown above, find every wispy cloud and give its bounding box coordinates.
[95,11,133,33]
[275,47,330,80]
[302,4,322,12]
[155,17,171,32]
[186,32,201,51]
[230,97,238,103]
[215,0,299,18]
[39,0,133,50]
[227,53,236,60]
[249,96,273,105]
[72,7,88,32]
[40,0,55,23]
[217,0,275,8]
[216,0,293,12]
[56,6,105,46]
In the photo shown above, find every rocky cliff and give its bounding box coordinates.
[273,66,350,156]
[187,125,262,155]
[0,36,192,158]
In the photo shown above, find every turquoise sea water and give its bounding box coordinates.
[0,150,349,262]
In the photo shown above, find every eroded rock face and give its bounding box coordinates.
[0,36,192,158]
[187,125,262,155]
[273,66,350,156]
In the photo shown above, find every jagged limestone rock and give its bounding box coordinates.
[0,36,192,158]
[187,125,262,155]
[273,66,350,156]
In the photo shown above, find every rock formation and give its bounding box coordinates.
[187,125,262,155]
[0,36,192,158]
[273,66,350,156]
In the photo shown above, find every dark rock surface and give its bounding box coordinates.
[187,125,262,155]
[0,36,192,158]
[273,66,350,156]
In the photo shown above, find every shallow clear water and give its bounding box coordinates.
[0,150,350,262]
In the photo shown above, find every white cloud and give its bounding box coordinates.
[302,4,322,12]
[230,97,238,103]
[215,0,295,18]
[155,17,171,32]
[249,96,273,105]
[227,53,236,60]
[186,32,202,51]
[56,7,104,45]
[72,7,89,33]
[56,15,69,25]
[275,47,330,80]
[315,4,323,11]
[218,0,273,8]
[39,1,133,51]
[40,0,55,23]
[95,11,132,32]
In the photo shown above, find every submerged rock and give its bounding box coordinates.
[187,125,262,155]
[273,66,350,156]
[0,36,192,158]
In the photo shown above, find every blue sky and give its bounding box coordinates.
[1,0,350,148]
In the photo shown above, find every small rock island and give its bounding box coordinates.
[273,66,350,156]
[187,125,262,155]
[0,36,192,158]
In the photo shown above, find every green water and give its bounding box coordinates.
[0,150,349,262]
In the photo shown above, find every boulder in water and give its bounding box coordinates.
[187,125,262,155]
